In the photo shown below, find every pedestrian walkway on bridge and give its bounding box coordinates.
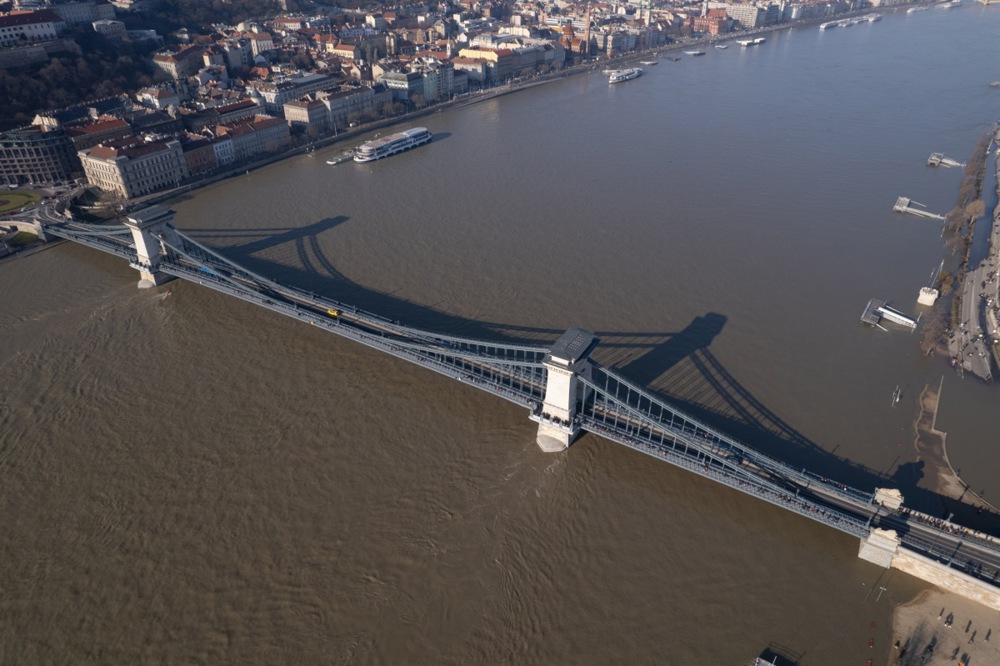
[33,201,1000,610]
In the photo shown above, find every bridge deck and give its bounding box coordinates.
[40,214,1000,591]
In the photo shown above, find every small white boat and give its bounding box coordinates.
[684,50,705,56]
[326,151,354,165]
[714,44,728,49]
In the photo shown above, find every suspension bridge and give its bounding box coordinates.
[26,202,1000,609]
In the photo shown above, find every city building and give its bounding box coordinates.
[318,84,392,128]
[378,70,423,102]
[284,98,329,133]
[79,137,188,199]
[0,10,63,48]
[137,86,181,111]
[215,115,290,161]
[63,116,133,151]
[152,45,205,80]
[92,19,127,41]
[180,135,216,174]
[251,73,337,116]
[49,1,116,24]
[0,126,79,187]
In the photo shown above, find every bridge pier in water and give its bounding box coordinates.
[534,328,598,452]
[124,205,179,289]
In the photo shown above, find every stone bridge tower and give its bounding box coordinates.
[533,328,599,452]
[123,205,180,288]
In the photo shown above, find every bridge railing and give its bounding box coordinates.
[897,507,1000,557]
[897,530,1000,587]
[45,225,136,260]
[580,415,871,539]
[164,230,552,361]
[156,260,546,408]
[583,364,876,508]
[47,217,1000,575]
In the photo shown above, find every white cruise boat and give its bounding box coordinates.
[353,127,432,163]
[609,67,642,83]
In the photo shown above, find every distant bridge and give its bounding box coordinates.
[31,203,1000,609]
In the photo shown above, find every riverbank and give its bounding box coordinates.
[133,4,917,210]
[987,126,1000,371]
[945,125,999,381]
[891,588,1000,665]
[912,377,999,520]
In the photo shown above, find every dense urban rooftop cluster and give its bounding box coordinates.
[0,0,899,199]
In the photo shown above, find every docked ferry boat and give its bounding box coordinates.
[353,127,432,162]
[609,67,642,83]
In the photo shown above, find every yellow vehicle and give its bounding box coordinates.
[327,309,339,317]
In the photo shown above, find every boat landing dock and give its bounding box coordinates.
[927,153,965,168]
[893,197,946,220]
[861,298,918,330]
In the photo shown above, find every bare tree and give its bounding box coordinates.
[965,199,986,220]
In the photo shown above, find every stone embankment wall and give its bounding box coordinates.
[859,528,1000,611]
[891,549,1000,612]
[0,218,46,241]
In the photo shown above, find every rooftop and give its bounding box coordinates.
[549,328,598,365]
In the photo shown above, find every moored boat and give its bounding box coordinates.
[326,151,354,165]
[684,50,705,56]
[609,67,643,83]
[353,127,432,163]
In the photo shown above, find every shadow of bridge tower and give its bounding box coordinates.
[606,315,1000,531]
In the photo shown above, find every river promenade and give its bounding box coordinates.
[948,124,1000,382]
[127,2,924,210]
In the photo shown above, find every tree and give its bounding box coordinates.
[920,308,947,355]
[291,51,314,70]
[945,207,965,234]
[964,199,986,221]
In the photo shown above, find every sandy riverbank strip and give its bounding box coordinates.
[891,588,1000,665]
[891,372,1000,664]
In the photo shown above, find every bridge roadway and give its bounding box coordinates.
[38,214,1000,590]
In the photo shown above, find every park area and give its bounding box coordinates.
[0,189,41,214]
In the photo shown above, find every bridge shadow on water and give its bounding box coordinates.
[611,314,1000,534]
[184,218,1000,533]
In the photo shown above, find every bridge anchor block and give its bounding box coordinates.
[858,527,900,568]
